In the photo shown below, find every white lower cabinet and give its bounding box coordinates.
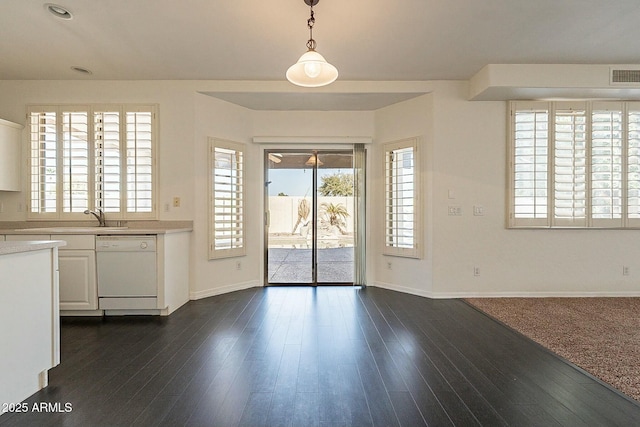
[4,230,190,316]
[6,234,97,311]
[0,242,61,405]
[59,249,97,310]
[57,235,97,311]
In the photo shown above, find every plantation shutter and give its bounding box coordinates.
[383,138,420,258]
[94,111,121,213]
[510,101,550,227]
[29,110,58,215]
[61,110,90,213]
[591,102,623,227]
[28,104,156,220]
[209,138,245,259]
[553,102,587,227]
[627,102,640,226]
[510,100,640,229]
[126,109,154,214]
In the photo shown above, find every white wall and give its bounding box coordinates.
[372,93,434,296]
[192,101,375,297]
[0,80,376,300]
[2,79,638,299]
[429,81,640,297]
[367,81,640,297]
[253,110,374,138]
[191,93,258,298]
[0,80,195,222]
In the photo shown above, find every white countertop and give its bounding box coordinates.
[0,240,67,256]
[0,221,193,236]
[3,227,193,235]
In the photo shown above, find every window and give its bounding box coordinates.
[509,101,640,228]
[209,138,245,259]
[28,105,157,220]
[383,137,421,258]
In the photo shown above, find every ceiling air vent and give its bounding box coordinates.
[610,68,640,86]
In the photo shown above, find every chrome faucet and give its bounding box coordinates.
[84,208,106,227]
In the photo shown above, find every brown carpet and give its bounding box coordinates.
[465,297,640,401]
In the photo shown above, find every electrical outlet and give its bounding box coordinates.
[473,205,485,216]
[387,262,392,270]
[236,261,242,270]
[623,266,629,276]
[448,206,462,216]
[173,197,181,208]
[474,266,481,276]
[164,202,170,212]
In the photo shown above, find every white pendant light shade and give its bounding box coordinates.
[286,0,338,87]
[286,50,338,87]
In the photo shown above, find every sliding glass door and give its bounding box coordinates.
[265,149,355,285]
[265,151,314,283]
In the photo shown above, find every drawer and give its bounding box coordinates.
[58,234,95,250]
[5,234,51,241]
[5,234,94,250]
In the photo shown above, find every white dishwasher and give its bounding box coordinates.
[96,236,158,310]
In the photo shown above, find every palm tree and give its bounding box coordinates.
[320,202,349,234]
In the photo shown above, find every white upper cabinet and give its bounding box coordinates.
[0,118,23,191]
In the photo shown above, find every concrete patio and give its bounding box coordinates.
[267,247,354,283]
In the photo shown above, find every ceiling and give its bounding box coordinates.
[3,1,640,109]
[199,91,428,111]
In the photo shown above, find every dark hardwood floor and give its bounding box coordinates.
[1,286,639,426]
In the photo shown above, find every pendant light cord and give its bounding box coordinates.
[306,5,316,50]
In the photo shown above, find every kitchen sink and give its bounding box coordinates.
[14,227,129,233]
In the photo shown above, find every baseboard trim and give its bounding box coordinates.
[437,290,640,298]
[190,280,261,300]
[60,310,104,317]
[192,281,640,300]
[370,281,433,298]
[369,283,640,299]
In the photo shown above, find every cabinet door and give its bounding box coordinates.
[0,118,23,191]
[59,250,97,310]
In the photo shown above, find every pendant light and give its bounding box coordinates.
[286,0,338,87]
[305,152,323,166]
